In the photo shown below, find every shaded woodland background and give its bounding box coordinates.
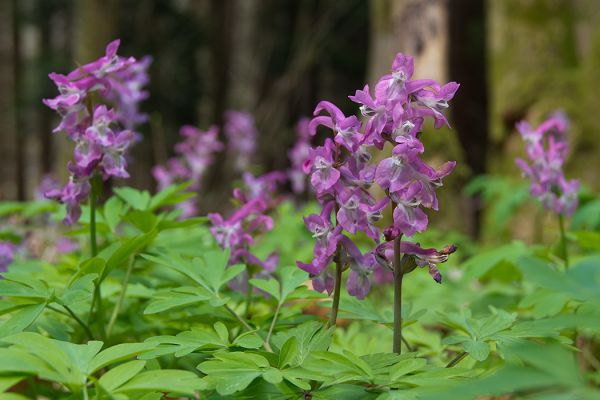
[1,0,599,240]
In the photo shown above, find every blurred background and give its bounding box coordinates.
[0,0,599,241]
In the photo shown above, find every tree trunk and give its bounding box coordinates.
[0,0,18,200]
[448,0,488,238]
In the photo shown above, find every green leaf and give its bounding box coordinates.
[114,369,203,396]
[279,336,299,368]
[113,187,151,211]
[104,230,157,280]
[272,321,333,366]
[279,266,309,302]
[463,339,490,362]
[389,358,427,382]
[197,352,270,395]
[125,210,158,232]
[103,196,126,232]
[144,286,213,314]
[89,342,155,373]
[0,303,46,338]
[148,182,194,211]
[263,368,283,384]
[97,360,146,392]
[233,332,263,349]
[58,274,96,306]
[249,278,280,301]
[142,328,229,358]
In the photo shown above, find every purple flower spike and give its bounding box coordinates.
[515,111,579,216]
[44,39,151,224]
[297,50,459,298]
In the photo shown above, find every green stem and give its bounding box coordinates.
[48,305,95,340]
[87,176,105,339]
[89,176,99,257]
[446,351,467,368]
[265,302,282,351]
[223,304,272,352]
[106,257,135,339]
[558,214,569,268]
[392,233,404,354]
[245,268,253,319]
[328,253,343,327]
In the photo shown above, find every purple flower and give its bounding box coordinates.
[296,51,459,299]
[376,241,457,283]
[288,118,313,193]
[208,194,277,277]
[413,82,460,128]
[304,139,340,194]
[515,111,579,216]
[43,39,151,224]
[0,242,16,274]
[340,237,375,299]
[152,125,223,216]
[45,176,91,225]
[310,101,363,151]
[349,85,388,148]
[56,237,79,254]
[224,111,258,170]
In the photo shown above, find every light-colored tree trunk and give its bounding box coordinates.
[367,0,448,85]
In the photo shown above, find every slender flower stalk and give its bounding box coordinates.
[392,232,403,354]
[328,253,343,327]
[558,214,569,268]
[106,257,135,338]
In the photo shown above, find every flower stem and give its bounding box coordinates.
[88,175,105,340]
[558,214,569,268]
[446,351,467,368]
[245,268,254,319]
[89,176,99,257]
[224,303,272,352]
[328,253,343,327]
[265,302,282,351]
[393,233,404,354]
[48,305,94,340]
[106,257,135,339]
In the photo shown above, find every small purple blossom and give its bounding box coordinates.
[515,111,579,216]
[376,242,457,284]
[208,187,279,282]
[152,125,224,217]
[288,118,313,193]
[224,111,258,171]
[0,242,16,275]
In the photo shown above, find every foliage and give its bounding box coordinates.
[0,182,598,399]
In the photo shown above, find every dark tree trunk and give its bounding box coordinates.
[448,0,488,238]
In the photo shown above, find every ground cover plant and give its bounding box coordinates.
[0,40,599,400]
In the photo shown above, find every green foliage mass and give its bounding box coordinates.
[0,183,599,399]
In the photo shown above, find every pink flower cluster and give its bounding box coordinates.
[297,53,459,298]
[43,39,151,224]
[224,111,258,171]
[515,111,579,216]
[153,125,224,218]
[208,172,284,288]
